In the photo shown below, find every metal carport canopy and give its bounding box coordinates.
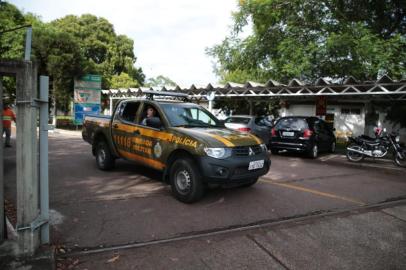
[102,75,406,113]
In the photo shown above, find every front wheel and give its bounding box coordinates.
[394,149,406,167]
[169,157,205,203]
[346,143,364,162]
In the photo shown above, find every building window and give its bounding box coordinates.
[341,108,361,115]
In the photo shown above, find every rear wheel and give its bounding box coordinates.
[394,149,406,167]
[346,143,364,162]
[95,140,115,170]
[169,157,205,203]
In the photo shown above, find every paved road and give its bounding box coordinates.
[60,202,406,270]
[3,130,406,269]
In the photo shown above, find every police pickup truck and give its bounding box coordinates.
[82,91,270,203]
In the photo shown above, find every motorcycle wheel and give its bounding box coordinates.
[346,143,364,162]
[394,149,406,168]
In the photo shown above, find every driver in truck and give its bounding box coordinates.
[141,106,157,126]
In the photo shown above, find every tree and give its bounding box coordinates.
[207,0,406,83]
[146,75,177,88]
[30,20,87,113]
[0,2,26,60]
[51,14,145,88]
[0,2,28,101]
[110,72,139,88]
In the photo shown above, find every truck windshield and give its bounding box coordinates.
[160,103,221,127]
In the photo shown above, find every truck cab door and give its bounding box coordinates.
[112,101,142,158]
[134,102,168,171]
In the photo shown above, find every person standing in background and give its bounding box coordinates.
[2,103,16,147]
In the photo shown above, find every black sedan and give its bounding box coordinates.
[270,116,336,158]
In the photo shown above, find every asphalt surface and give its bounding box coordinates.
[2,129,406,269]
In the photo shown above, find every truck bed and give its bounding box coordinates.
[82,114,111,145]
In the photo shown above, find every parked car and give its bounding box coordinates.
[224,115,273,145]
[270,116,336,158]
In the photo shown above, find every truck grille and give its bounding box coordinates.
[232,145,262,156]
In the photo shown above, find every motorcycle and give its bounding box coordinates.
[346,127,406,167]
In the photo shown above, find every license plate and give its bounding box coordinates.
[282,131,294,137]
[248,160,264,170]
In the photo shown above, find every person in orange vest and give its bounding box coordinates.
[2,102,16,147]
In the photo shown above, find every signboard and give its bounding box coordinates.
[74,74,102,125]
[316,96,326,116]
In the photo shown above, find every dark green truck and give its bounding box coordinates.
[82,92,271,203]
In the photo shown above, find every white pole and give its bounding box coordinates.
[39,76,50,244]
[109,96,113,115]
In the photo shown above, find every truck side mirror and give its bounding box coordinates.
[146,117,162,129]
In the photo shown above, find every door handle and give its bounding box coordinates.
[133,130,140,135]
[113,124,119,129]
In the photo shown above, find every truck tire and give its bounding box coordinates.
[169,157,205,203]
[95,140,115,170]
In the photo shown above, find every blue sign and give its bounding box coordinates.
[74,104,101,125]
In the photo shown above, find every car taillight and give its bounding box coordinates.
[271,128,277,137]
[237,127,251,132]
[303,129,313,138]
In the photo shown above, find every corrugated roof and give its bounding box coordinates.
[103,77,406,101]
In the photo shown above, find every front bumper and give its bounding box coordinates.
[197,151,270,185]
[270,140,312,152]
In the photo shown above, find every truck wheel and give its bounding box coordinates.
[169,157,205,203]
[241,178,258,187]
[95,140,115,170]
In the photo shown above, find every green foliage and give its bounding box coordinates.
[146,75,177,87]
[51,14,145,88]
[0,4,145,113]
[30,22,86,112]
[208,0,406,83]
[110,72,139,88]
[0,2,26,60]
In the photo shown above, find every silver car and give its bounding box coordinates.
[224,115,273,145]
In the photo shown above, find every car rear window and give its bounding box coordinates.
[275,118,308,130]
[225,117,250,124]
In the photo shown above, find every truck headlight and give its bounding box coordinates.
[260,143,268,152]
[204,147,232,159]
[396,136,400,143]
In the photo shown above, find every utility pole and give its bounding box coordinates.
[16,62,39,255]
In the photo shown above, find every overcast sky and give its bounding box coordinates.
[9,0,239,86]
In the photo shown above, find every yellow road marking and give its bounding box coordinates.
[260,179,366,206]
